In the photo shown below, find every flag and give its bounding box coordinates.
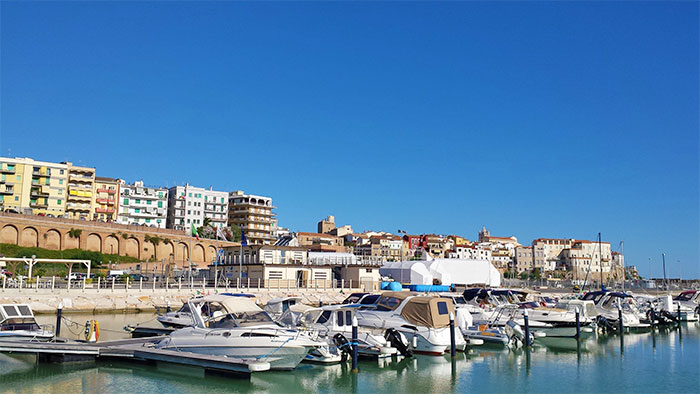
[217,226,228,241]
[240,228,248,247]
[191,224,199,241]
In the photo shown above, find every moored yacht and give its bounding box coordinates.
[155,295,327,370]
[355,292,467,355]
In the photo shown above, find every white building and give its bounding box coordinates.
[449,245,492,261]
[117,180,168,228]
[167,184,228,231]
[228,191,276,245]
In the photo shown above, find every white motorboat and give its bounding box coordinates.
[0,304,54,342]
[296,304,406,359]
[157,293,256,328]
[155,295,329,370]
[581,291,651,331]
[355,292,467,355]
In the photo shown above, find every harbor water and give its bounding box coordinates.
[0,313,697,393]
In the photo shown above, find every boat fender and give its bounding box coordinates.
[384,328,412,357]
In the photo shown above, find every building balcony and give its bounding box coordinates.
[96,198,115,204]
[68,183,93,190]
[97,188,117,194]
[229,217,272,225]
[66,205,90,212]
[30,202,49,208]
[130,210,164,218]
[0,188,14,195]
[0,167,15,174]
[69,174,94,182]
[68,193,92,200]
[30,189,50,198]
[229,202,277,210]
[95,207,115,213]
[229,209,276,218]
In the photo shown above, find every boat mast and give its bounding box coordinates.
[598,232,603,288]
[662,253,668,294]
[620,241,625,292]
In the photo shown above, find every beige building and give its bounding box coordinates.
[228,191,275,245]
[297,232,345,251]
[514,246,533,273]
[561,240,612,282]
[0,157,69,217]
[318,215,335,234]
[93,176,120,222]
[64,162,95,220]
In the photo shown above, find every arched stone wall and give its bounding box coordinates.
[175,242,189,262]
[158,242,174,263]
[0,225,18,244]
[125,237,140,259]
[207,245,217,263]
[192,244,205,263]
[20,227,38,247]
[44,229,61,250]
[64,232,79,249]
[86,233,102,252]
[104,235,119,255]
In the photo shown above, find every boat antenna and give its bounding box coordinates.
[620,241,625,292]
[662,253,669,295]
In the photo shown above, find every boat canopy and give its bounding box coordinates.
[376,292,413,311]
[192,295,262,314]
[400,297,455,329]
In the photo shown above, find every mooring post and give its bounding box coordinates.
[152,277,156,292]
[523,309,531,347]
[178,277,182,291]
[51,276,55,292]
[111,276,115,292]
[82,277,86,293]
[319,299,323,307]
[575,307,581,339]
[650,307,656,330]
[351,316,359,373]
[618,306,624,334]
[125,277,129,293]
[677,303,682,322]
[166,277,169,292]
[96,276,100,292]
[139,277,143,292]
[55,303,63,337]
[449,312,456,358]
[2,275,6,292]
[166,300,171,313]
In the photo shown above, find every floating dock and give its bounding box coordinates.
[0,337,270,378]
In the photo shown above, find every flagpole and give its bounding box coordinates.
[239,235,243,287]
[215,231,219,289]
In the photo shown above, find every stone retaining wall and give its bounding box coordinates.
[0,288,357,314]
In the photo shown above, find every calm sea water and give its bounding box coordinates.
[0,313,697,393]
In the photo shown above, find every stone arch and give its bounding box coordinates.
[86,233,102,252]
[0,225,18,244]
[175,242,189,262]
[125,237,140,259]
[104,235,119,256]
[44,229,61,250]
[64,231,80,249]
[207,245,217,263]
[20,227,38,247]
[158,242,175,263]
[192,244,205,263]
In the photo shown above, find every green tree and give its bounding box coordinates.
[144,235,162,260]
[68,228,82,238]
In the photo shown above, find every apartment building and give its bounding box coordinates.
[354,235,403,262]
[167,184,228,231]
[0,157,68,216]
[228,191,275,245]
[93,176,120,222]
[117,180,168,228]
[63,162,95,220]
[561,240,612,282]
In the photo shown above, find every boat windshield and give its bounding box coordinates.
[0,318,41,331]
[298,310,324,327]
[674,292,696,302]
[519,302,539,309]
[177,303,191,313]
[207,311,277,329]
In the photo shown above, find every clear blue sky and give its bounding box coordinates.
[1,2,698,278]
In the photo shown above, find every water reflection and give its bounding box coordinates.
[0,316,697,394]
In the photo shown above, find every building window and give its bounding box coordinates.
[157,201,163,208]
[145,219,150,223]
[135,199,140,204]
[16,175,21,181]
[189,193,192,197]
[57,199,61,205]
[135,208,140,213]
[146,200,151,205]
[123,198,129,205]
[59,179,63,184]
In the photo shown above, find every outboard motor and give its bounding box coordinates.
[596,316,616,333]
[660,310,679,324]
[504,319,525,347]
[385,328,412,357]
[333,333,351,361]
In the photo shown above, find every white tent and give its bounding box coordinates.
[380,259,501,287]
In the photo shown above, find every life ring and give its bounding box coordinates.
[84,320,100,342]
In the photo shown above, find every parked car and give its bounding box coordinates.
[129,274,146,281]
[4,209,19,214]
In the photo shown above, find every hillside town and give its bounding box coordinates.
[0,156,636,284]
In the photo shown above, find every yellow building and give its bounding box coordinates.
[64,162,95,220]
[0,157,68,216]
[92,176,120,222]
